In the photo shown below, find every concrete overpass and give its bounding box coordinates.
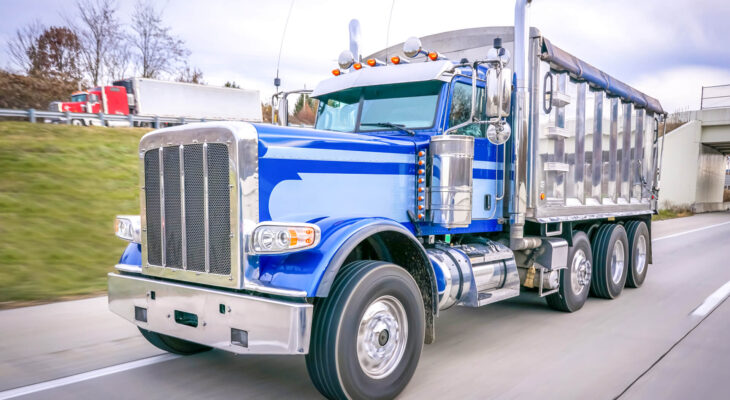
[659,107,730,212]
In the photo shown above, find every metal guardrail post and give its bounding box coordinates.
[180,117,185,125]
[64,111,71,125]
[128,114,134,127]
[28,109,36,123]
[98,112,105,126]
[154,116,160,129]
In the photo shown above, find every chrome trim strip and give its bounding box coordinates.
[531,209,652,223]
[179,145,187,270]
[158,147,166,267]
[203,142,210,273]
[114,264,142,273]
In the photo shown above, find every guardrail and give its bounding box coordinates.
[701,84,730,110]
[0,108,228,128]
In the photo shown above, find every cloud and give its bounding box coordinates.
[630,66,730,112]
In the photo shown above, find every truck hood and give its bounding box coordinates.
[252,123,420,223]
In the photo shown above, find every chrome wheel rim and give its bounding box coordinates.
[635,235,647,275]
[610,240,625,284]
[570,249,592,295]
[356,295,408,379]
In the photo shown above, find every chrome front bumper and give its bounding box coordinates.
[108,273,312,354]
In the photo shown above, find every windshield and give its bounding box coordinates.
[71,94,87,102]
[314,81,442,133]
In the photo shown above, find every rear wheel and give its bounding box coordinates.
[306,260,425,400]
[546,231,593,312]
[625,221,650,288]
[590,224,629,299]
[138,328,211,355]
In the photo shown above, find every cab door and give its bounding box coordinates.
[446,78,504,222]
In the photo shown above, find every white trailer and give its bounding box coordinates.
[113,78,262,122]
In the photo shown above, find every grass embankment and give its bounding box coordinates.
[652,208,694,221]
[0,122,149,305]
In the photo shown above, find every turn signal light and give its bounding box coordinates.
[353,63,363,70]
[332,69,341,76]
[252,223,321,254]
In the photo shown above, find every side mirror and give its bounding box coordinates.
[485,67,512,118]
[277,97,289,126]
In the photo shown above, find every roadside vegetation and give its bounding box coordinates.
[653,207,694,221]
[0,121,148,305]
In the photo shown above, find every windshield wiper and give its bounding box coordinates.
[360,122,415,136]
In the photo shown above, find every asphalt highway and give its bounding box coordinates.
[1,212,729,400]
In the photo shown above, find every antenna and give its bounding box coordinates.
[275,0,295,90]
[385,0,395,65]
[349,19,361,64]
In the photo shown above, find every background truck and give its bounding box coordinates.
[109,1,666,399]
[47,78,262,126]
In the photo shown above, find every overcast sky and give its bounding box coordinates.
[1,0,729,112]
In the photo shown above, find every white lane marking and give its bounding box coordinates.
[691,280,730,317]
[653,220,730,242]
[0,354,180,400]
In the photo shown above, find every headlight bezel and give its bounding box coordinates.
[251,222,321,255]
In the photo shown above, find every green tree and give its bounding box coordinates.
[224,81,240,88]
[30,26,82,82]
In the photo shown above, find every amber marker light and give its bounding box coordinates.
[418,160,424,166]
[418,169,425,175]
[418,196,424,201]
[418,151,425,157]
[418,178,424,183]
[418,213,425,219]
[391,56,401,64]
[428,52,439,61]
[353,63,363,70]
[540,192,546,200]
[332,69,341,76]
[418,205,424,210]
[418,187,424,192]
[367,59,376,66]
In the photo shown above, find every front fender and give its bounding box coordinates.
[118,242,142,266]
[254,217,435,301]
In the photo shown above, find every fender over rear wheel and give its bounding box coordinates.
[306,260,425,400]
[625,221,650,288]
[590,224,629,299]
[138,328,211,355]
[546,231,593,312]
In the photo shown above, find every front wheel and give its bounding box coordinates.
[306,261,425,400]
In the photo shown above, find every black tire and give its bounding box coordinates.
[138,328,211,355]
[625,221,650,288]
[546,231,593,312]
[306,261,425,400]
[590,224,629,299]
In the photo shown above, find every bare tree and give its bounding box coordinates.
[130,1,189,79]
[105,37,132,81]
[67,0,121,85]
[6,20,45,74]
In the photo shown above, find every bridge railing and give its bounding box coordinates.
[701,84,730,110]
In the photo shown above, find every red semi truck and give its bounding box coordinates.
[47,78,262,126]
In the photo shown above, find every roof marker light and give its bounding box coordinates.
[353,63,363,70]
[332,69,341,76]
[367,58,385,67]
[390,56,409,65]
[428,52,440,61]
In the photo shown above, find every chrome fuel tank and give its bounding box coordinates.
[429,135,474,228]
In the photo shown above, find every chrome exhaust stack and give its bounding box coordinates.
[509,0,539,251]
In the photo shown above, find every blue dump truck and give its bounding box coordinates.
[109,1,666,398]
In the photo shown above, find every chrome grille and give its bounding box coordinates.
[144,143,231,276]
